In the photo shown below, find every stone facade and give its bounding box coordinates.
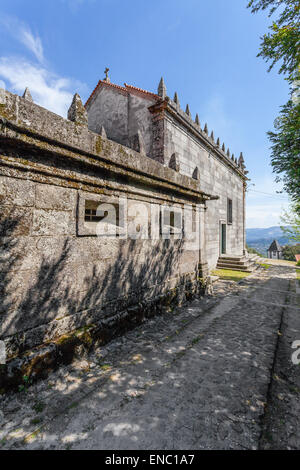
[0,77,248,388]
[0,87,215,387]
[86,77,248,270]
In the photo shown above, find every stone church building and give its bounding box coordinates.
[0,75,248,388]
[86,75,248,268]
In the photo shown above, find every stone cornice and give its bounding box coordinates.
[149,97,248,181]
[0,90,219,203]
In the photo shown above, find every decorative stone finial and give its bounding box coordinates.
[68,93,88,126]
[130,130,146,155]
[185,104,191,117]
[195,114,200,126]
[173,91,179,105]
[210,131,214,142]
[222,143,225,152]
[232,154,235,161]
[158,77,167,99]
[238,152,246,171]
[100,126,107,138]
[204,123,208,134]
[216,138,220,147]
[227,149,230,157]
[104,67,110,83]
[22,87,33,102]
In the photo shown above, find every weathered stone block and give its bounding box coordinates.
[0,176,35,206]
[32,209,74,236]
[35,184,77,211]
[0,206,32,236]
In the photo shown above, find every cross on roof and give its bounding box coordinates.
[104,67,110,82]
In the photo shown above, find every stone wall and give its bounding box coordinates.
[85,83,247,272]
[0,88,211,373]
[86,82,156,157]
[164,110,245,269]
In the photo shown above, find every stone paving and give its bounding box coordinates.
[0,264,299,450]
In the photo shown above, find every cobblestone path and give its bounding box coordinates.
[1,264,299,450]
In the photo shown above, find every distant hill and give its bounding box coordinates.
[246,226,291,256]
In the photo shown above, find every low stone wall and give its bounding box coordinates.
[0,89,211,391]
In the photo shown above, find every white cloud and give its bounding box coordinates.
[19,28,44,63]
[0,15,44,63]
[0,57,86,117]
[0,15,88,117]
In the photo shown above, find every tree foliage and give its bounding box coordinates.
[282,243,300,260]
[268,99,300,200]
[248,0,300,80]
[246,244,263,256]
[248,1,300,202]
[280,201,300,242]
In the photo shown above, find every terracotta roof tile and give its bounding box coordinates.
[85,80,160,108]
[124,83,160,100]
[85,80,128,108]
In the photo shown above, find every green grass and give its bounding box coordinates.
[211,269,251,282]
[258,263,271,269]
[296,270,300,280]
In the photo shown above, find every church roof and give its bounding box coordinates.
[268,239,283,252]
[85,80,160,108]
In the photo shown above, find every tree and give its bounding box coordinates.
[246,244,263,257]
[248,0,300,80]
[268,99,300,200]
[280,201,300,242]
[248,1,300,202]
[282,243,300,260]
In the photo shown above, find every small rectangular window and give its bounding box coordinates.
[227,198,233,224]
[161,207,183,237]
[77,192,125,237]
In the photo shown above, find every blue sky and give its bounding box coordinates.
[0,0,291,228]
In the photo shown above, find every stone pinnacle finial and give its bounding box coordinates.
[158,77,167,99]
[104,67,110,83]
[204,123,208,134]
[232,154,235,161]
[22,87,33,102]
[68,93,88,126]
[238,152,246,170]
[185,104,191,117]
[195,114,200,126]
[130,130,146,155]
[216,138,220,147]
[173,91,179,105]
[100,126,107,138]
[227,149,230,158]
[222,143,225,152]
[210,131,214,142]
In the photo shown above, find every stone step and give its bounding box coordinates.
[217,261,257,271]
[219,255,247,263]
[218,259,251,267]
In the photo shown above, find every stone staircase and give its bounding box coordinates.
[216,254,259,273]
